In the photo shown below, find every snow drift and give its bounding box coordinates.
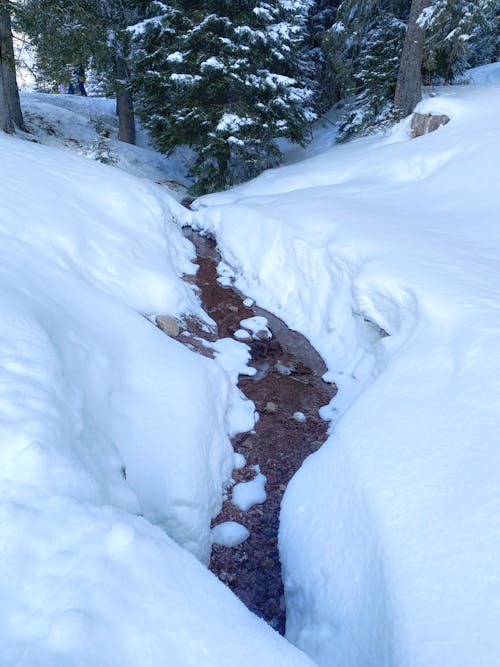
[0,112,313,666]
[192,63,500,667]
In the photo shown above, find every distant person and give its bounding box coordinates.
[58,82,65,94]
[75,64,87,96]
[68,82,75,94]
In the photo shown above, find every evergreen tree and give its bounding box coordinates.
[323,0,409,138]
[19,0,144,143]
[130,0,315,194]
[467,1,500,67]
[306,0,342,113]
[338,11,406,139]
[421,0,497,83]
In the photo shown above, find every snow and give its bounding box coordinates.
[240,315,272,340]
[21,92,190,192]
[292,411,306,422]
[0,93,315,667]
[216,112,253,133]
[234,452,247,469]
[234,328,253,341]
[189,63,500,667]
[208,337,257,382]
[212,521,250,547]
[232,465,267,511]
[201,56,225,71]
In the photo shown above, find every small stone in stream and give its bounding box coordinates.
[228,305,239,312]
[275,363,293,375]
[253,329,272,341]
[264,401,278,413]
[262,527,277,538]
[279,484,287,492]
[155,315,180,337]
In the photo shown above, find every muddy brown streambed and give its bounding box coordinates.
[180,229,336,634]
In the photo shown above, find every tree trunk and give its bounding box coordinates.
[0,1,26,133]
[114,54,136,145]
[394,0,432,120]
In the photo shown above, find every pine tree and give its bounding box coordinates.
[468,0,500,66]
[19,0,143,143]
[323,0,409,138]
[306,0,342,113]
[130,0,315,195]
[421,0,497,83]
[338,11,406,139]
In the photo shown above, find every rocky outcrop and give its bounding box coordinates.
[411,112,450,138]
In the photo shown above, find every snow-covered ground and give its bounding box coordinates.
[189,63,500,667]
[4,62,500,667]
[0,93,315,666]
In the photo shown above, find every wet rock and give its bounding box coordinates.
[260,558,276,568]
[264,401,278,413]
[181,196,195,210]
[253,329,272,341]
[156,315,180,337]
[262,527,277,538]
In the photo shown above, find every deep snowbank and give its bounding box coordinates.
[191,63,500,667]
[0,126,314,665]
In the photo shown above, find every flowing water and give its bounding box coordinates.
[180,230,336,634]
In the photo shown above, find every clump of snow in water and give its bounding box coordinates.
[217,260,236,286]
[208,338,257,382]
[192,62,500,667]
[0,94,317,667]
[234,452,246,469]
[293,412,306,422]
[239,315,272,340]
[212,521,250,547]
[203,338,257,435]
[243,297,254,307]
[232,465,267,511]
[234,328,252,341]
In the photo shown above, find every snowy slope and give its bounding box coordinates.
[191,63,500,667]
[0,101,314,666]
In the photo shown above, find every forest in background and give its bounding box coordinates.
[1,0,499,193]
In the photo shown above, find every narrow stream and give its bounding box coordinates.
[181,230,336,634]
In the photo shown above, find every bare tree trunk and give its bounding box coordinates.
[114,54,136,145]
[394,0,432,119]
[0,70,14,133]
[0,1,26,133]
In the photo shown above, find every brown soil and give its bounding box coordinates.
[180,230,336,635]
